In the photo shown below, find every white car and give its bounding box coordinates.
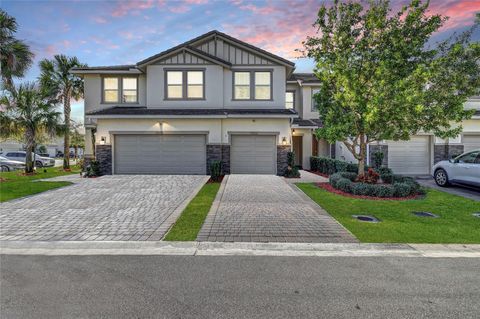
[432,149,480,188]
[0,155,26,172]
[0,151,55,168]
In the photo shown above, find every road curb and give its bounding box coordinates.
[1,241,479,258]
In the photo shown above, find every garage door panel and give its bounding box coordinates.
[463,135,480,152]
[231,135,276,174]
[114,134,206,175]
[387,136,431,175]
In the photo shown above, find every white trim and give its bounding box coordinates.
[86,114,298,119]
[71,69,142,75]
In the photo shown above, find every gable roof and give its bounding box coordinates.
[137,30,295,68]
[288,73,320,83]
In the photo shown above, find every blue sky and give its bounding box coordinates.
[3,0,479,123]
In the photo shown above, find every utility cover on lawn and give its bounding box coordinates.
[352,215,381,223]
[412,211,439,218]
[473,212,480,218]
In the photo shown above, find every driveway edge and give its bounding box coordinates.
[1,241,479,258]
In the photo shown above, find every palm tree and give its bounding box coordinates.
[39,55,86,169]
[0,82,62,173]
[0,9,34,89]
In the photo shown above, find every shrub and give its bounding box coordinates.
[393,182,412,197]
[336,178,353,192]
[357,168,379,184]
[310,157,319,171]
[84,160,101,177]
[329,173,343,188]
[393,175,421,194]
[350,183,374,196]
[339,171,358,181]
[372,151,384,169]
[375,185,395,197]
[346,163,358,173]
[209,160,222,182]
[335,160,348,172]
[285,151,300,178]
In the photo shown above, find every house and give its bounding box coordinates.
[72,30,479,176]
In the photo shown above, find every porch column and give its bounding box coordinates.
[84,127,94,160]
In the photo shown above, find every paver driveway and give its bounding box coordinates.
[0,175,207,241]
[197,175,357,243]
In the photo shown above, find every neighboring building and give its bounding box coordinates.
[0,139,64,157]
[72,30,479,176]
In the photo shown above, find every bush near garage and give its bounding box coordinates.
[328,171,422,198]
[310,156,370,176]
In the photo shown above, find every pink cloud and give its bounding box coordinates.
[45,45,57,56]
[118,31,143,40]
[111,0,156,17]
[238,3,276,15]
[428,0,480,30]
[168,4,190,13]
[90,36,120,50]
[184,0,208,3]
[62,40,72,48]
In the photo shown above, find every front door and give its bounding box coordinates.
[292,136,303,168]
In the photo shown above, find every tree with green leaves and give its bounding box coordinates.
[69,126,85,160]
[39,55,86,169]
[304,0,480,175]
[0,83,63,173]
[0,9,34,89]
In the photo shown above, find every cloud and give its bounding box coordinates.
[93,16,108,24]
[111,0,157,17]
[428,0,480,30]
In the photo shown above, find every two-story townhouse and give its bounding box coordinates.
[72,30,479,176]
[72,31,301,175]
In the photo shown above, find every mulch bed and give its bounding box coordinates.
[207,175,224,184]
[307,170,330,178]
[0,177,9,183]
[316,182,420,201]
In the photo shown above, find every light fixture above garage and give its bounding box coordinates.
[282,136,287,145]
[100,136,106,145]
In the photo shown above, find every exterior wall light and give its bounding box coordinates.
[282,137,287,145]
[100,136,106,145]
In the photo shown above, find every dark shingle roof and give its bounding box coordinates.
[288,73,321,83]
[86,107,297,117]
[292,118,323,127]
[70,65,137,71]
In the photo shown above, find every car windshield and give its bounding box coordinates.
[0,155,7,160]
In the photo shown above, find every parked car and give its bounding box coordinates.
[0,155,26,172]
[56,151,64,158]
[0,151,55,168]
[38,153,51,157]
[432,149,480,188]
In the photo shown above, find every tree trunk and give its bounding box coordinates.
[25,129,35,174]
[358,135,367,176]
[74,146,78,161]
[63,92,71,169]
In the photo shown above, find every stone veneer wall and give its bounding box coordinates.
[206,144,230,175]
[369,144,388,167]
[95,145,112,175]
[434,144,464,164]
[277,145,290,176]
[330,144,336,159]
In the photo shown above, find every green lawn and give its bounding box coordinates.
[0,166,80,202]
[297,183,480,244]
[164,182,221,241]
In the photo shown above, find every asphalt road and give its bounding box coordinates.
[416,178,480,201]
[1,255,479,319]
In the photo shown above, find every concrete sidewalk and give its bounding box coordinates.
[1,241,479,258]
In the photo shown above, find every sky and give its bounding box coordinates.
[3,0,480,124]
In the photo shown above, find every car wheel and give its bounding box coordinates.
[434,169,449,187]
[35,161,43,168]
[0,165,10,172]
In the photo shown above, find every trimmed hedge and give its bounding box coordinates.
[328,172,421,198]
[310,156,369,175]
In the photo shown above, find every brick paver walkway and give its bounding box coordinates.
[197,175,357,243]
[0,175,207,241]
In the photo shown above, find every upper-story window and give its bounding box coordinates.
[103,76,137,104]
[285,91,295,109]
[311,88,320,111]
[233,70,272,100]
[165,69,205,100]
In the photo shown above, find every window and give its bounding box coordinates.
[103,77,118,103]
[187,71,204,99]
[311,88,320,111]
[122,78,137,103]
[166,71,183,99]
[166,70,204,99]
[233,70,272,100]
[103,77,138,104]
[234,72,250,100]
[285,91,295,109]
[254,72,271,100]
[457,151,479,164]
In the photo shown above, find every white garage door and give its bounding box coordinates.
[114,134,206,174]
[387,136,431,175]
[463,134,480,152]
[231,135,276,174]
